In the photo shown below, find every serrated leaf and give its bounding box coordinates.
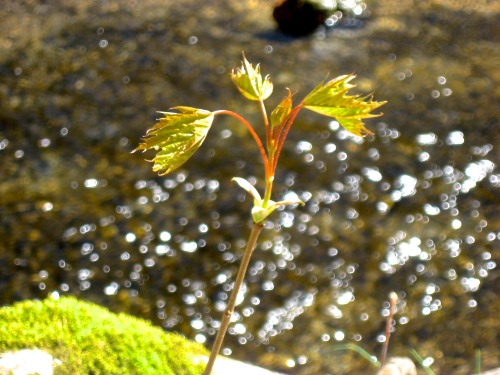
[133,107,214,175]
[270,89,292,129]
[231,55,273,101]
[303,74,386,136]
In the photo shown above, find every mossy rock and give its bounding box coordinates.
[0,297,208,374]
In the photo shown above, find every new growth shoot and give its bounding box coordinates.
[134,54,386,375]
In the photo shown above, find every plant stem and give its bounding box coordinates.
[380,292,398,366]
[262,175,274,207]
[258,98,274,208]
[259,99,271,148]
[273,105,302,173]
[203,222,264,375]
[475,349,481,375]
[213,110,271,181]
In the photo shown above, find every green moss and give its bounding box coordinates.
[0,297,208,375]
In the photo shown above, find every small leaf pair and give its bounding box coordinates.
[232,177,304,223]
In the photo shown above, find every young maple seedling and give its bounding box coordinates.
[134,54,385,375]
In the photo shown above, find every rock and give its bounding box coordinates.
[481,369,500,375]
[376,357,417,375]
[273,0,331,36]
[0,349,61,375]
[197,356,286,375]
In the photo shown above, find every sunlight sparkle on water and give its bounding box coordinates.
[38,138,51,148]
[337,128,364,143]
[377,334,386,343]
[42,202,53,212]
[451,219,462,229]
[159,231,171,241]
[282,191,301,205]
[334,331,345,341]
[423,357,435,367]
[461,277,481,292]
[362,167,382,182]
[398,237,422,257]
[416,132,438,145]
[324,143,337,153]
[180,241,197,253]
[125,233,136,242]
[424,204,440,215]
[461,159,495,193]
[446,131,464,145]
[329,120,340,131]
[104,282,119,295]
[195,334,206,343]
[155,245,172,255]
[295,140,312,153]
[190,319,204,330]
[84,178,99,188]
[377,201,389,213]
[394,174,417,198]
[236,282,247,306]
[337,291,354,305]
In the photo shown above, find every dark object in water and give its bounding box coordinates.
[273,0,329,36]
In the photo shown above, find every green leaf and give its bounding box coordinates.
[252,198,305,223]
[303,74,386,136]
[232,177,262,205]
[251,204,278,224]
[270,89,292,129]
[133,107,214,175]
[231,55,273,101]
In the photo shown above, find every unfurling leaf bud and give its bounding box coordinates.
[231,54,273,101]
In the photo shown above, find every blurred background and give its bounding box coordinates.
[0,0,498,374]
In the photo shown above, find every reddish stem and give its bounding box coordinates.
[214,110,271,181]
[259,99,271,150]
[272,104,303,173]
[380,292,398,366]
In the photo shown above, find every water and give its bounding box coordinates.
[0,1,498,374]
